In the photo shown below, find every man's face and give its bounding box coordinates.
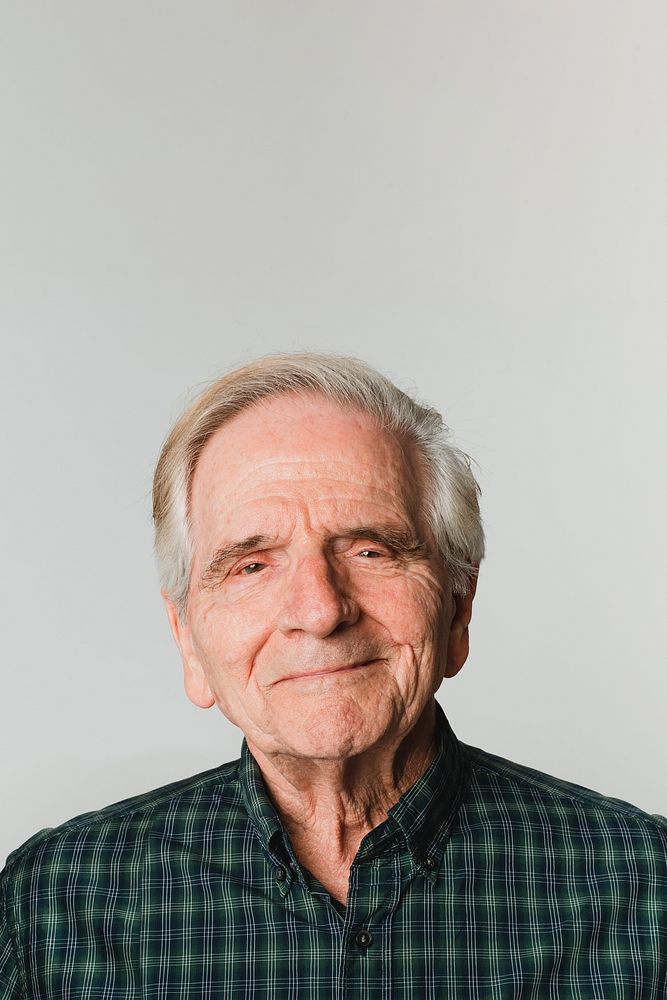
[165,393,474,761]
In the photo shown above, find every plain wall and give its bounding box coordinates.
[1,1,665,865]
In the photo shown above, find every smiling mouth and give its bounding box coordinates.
[279,660,375,683]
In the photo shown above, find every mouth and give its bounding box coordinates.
[278,660,376,683]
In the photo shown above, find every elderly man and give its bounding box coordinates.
[1,354,665,998]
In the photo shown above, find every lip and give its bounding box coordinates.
[279,661,373,683]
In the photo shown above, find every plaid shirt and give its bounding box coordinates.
[2,706,665,999]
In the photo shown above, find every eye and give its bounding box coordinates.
[358,548,384,559]
[238,561,266,575]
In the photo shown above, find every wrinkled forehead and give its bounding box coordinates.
[189,393,427,532]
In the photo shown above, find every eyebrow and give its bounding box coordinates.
[199,524,429,589]
[341,524,428,557]
[200,534,274,588]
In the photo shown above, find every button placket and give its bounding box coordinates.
[269,858,294,896]
[354,928,373,949]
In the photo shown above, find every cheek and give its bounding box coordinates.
[358,575,444,645]
[189,597,273,688]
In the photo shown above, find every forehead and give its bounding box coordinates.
[189,393,423,534]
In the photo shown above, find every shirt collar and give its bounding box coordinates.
[238,740,284,852]
[383,702,469,871]
[239,701,469,873]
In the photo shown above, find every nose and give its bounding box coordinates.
[276,552,359,638]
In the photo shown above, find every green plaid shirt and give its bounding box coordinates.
[2,706,665,998]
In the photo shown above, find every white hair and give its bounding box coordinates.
[153,352,484,619]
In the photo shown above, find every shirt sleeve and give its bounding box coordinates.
[0,872,24,1000]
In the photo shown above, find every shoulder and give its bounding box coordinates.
[461,743,667,864]
[2,759,244,894]
[0,760,250,992]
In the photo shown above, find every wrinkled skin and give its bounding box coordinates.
[164,393,474,770]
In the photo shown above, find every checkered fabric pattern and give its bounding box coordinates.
[2,706,665,998]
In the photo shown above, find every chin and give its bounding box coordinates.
[277,691,395,760]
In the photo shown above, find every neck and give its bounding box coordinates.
[247,702,438,904]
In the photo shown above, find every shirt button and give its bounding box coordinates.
[355,929,373,948]
[275,867,287,882]
[424,856,436,871]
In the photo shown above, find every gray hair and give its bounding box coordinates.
[153,352,484,619]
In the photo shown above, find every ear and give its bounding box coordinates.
[444,573,478,679]
[162,591,216,709]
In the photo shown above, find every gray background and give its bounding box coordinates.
[1,1,665,866]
